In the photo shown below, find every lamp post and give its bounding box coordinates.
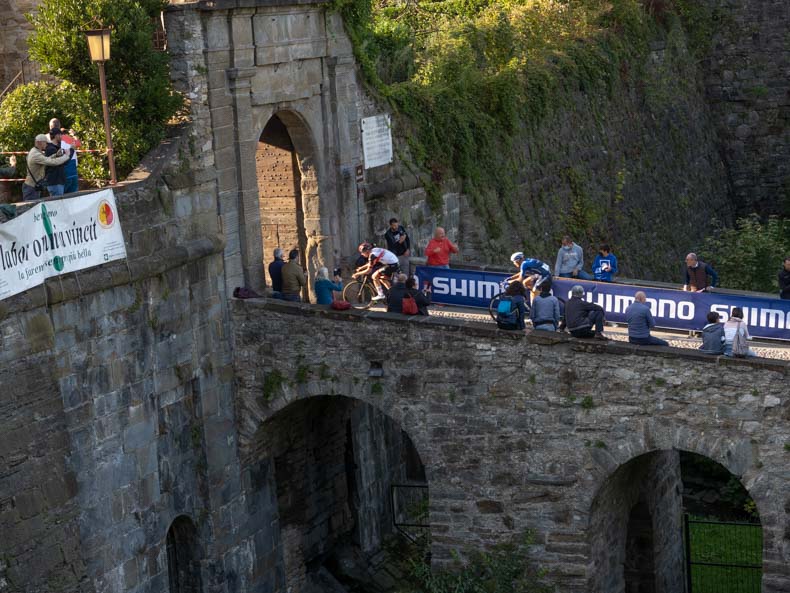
[85,28,117,185]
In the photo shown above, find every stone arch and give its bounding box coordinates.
[254,108,332,296]
[165,515,202,593]
[244,394,429,591]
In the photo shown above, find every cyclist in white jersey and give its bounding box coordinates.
[353,242,400,301]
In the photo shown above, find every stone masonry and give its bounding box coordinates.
[233,300,790,592]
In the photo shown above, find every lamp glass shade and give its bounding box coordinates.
[86,29,111,62]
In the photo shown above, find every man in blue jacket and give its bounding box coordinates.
[625,291,669,346]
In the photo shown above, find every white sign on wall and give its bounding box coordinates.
[361,114,393,169]
[0,189,127,301]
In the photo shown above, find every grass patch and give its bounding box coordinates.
[686,516,762,593]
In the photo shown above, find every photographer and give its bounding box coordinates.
[44,128,75,197]
[384,217,411,274]
[314,266,343,305]
[23,134,70,201]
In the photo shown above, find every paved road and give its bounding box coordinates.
[367,303,790,361]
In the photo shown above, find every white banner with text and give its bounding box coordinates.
[0,189,127,300]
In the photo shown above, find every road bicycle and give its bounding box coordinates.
[342,270,396,309]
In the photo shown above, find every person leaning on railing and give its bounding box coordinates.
[23,134,70,201]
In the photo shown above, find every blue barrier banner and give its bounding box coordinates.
[415,266,790,341]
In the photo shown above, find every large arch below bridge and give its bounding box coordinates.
[241,393,428,592]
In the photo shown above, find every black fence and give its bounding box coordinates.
[684,515,762,593]
[390,483,429,545]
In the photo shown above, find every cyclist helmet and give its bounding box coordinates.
[510,251,525,263]
[358,242,373,254]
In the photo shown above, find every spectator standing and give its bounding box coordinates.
[280,249,306,302]
[555,236,593,280]
[592,243,618,282]
[425,227,459,268]
[268,248,286,297]
[44,129,72,197]
[23,134,70,201]
[625,291,669,346]
[562,285,607,339]
[778,257,790,300]
[723,307,757,357]
[50,118,80,194]
[699,311,725,354]
[314,267,343,305]
[683,253,718,292]
[530,283,561,331]
[384,217,411,274]
[0,155,16,178]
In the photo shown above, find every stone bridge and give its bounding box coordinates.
[232,300,790,592]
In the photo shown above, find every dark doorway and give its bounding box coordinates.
[166,515,202,593]
[257,114,307,289]
[624,499,657,593]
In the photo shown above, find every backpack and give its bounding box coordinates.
[402,293,419,315]
[731,321,749,357]
[495,296,520,330]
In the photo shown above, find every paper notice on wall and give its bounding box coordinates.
[361,114,393,169]
[0,189,127,301]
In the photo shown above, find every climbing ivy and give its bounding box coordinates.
[332,0,674,237]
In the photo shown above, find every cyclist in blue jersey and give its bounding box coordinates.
[507,252,552,294]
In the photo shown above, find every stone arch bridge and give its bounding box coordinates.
[232,299,790,592]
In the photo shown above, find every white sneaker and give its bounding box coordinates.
[371,295,386,302]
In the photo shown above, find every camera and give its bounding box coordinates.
[333,267,342,277]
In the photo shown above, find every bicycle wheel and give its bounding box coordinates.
[343,280,377,309]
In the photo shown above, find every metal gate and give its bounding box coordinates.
[684,515,762,593]
[390,483,429,544]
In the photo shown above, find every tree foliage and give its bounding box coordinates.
[0,0,182,185]
[699,215,790,293]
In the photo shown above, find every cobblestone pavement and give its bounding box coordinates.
[368,303,790,361]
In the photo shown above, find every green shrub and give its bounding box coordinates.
[700,215,790,293]
[0,0,182,184]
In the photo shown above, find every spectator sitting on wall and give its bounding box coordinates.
[625,291,669,347]
[425,227,459,268]
[723,307,757,358]
[530,282,561,331]
[268,248,286,298]
[779,257,790,300]
[384,217,411,274]
[314,266,343,305]
[699,311,725,355]
[592,243,618,282]
[387,273,431,315]
[23,134,70,201]
[683,253,718,292]
[555,236,593,280]
[561,285,607,340]
[504,280,528,330]
[280,249,306,302]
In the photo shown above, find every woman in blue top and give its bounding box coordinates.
[314,267,343,305]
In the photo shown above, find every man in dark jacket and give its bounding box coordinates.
[44,128,73,196]
[387,273,430,315]
[779,257,790,300]
[561,285,607,339]
[268,248,286,297]
[384,218,411,274]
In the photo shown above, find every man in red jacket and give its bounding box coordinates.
[425,227,459,268]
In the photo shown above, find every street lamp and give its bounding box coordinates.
[85,28,117,185]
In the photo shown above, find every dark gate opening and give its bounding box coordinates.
[684,515,762,593]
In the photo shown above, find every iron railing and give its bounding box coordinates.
[390,483,429,544]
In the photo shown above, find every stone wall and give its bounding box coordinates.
[232,300,790,592]
[0,0,39,89]
[699,0,790,215]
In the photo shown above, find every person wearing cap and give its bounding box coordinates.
[561,285,607,340]
[50,118,81,194]
[23,134,70,201]
[280,249,306,302]
[268,247,286,298]
[43,128,74,197]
